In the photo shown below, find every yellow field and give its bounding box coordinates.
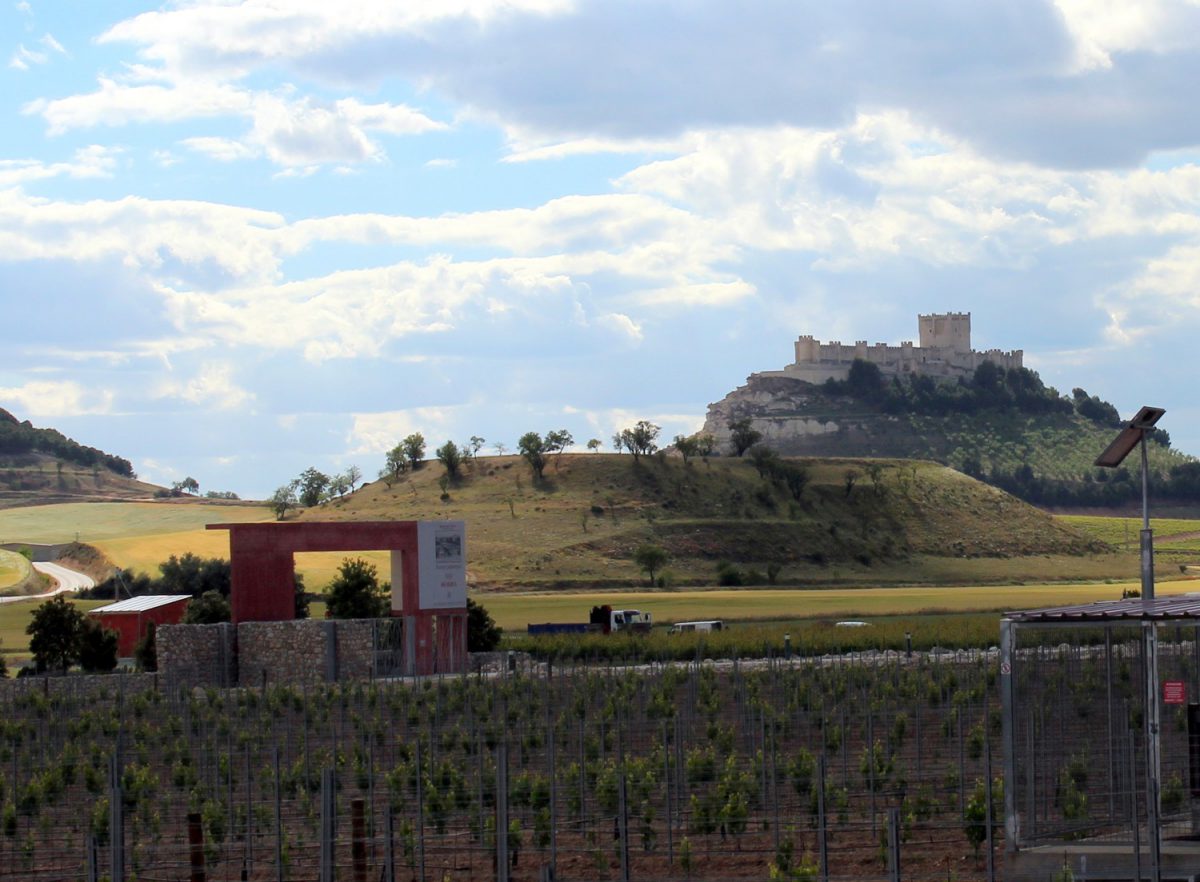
[476,577,1197,631]
[1059,515,1200,548]
[0,550,31,590]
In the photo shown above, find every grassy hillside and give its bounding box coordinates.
[0,451,164,508]
[283,452,1126,589]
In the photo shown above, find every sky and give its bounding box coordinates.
[4,0,1200,499]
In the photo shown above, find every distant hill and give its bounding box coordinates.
[702,361,1199,511]
[0,410,161,507]
[287,452,1123,589]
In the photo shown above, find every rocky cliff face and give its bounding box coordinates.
[702,375,905,457]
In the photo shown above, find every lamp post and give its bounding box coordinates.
[1094,405,1165,599]
[1095,405,1166,882]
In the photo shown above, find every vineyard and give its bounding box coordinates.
[0,649,1010,882]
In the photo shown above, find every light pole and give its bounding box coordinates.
[1095,404,1166,882]
[1094,405,1165,599]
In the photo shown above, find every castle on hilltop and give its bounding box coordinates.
[756,312,1022,386]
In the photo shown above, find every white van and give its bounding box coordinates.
[669,620,725,634]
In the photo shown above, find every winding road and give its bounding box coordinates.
[0,561,95,604]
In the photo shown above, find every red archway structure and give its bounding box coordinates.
[207,520,467,674]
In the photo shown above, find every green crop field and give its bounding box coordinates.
[1059,514,1200,548]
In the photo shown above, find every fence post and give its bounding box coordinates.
[416,739,427,882]
[984,720,996,882]
[618,770,630,882]
[274,746,283,882]
[188,811,206,882]
[497,740,509,882]
[109,754,124,882]
[817,753,828,882]
[887,806,900,882]
[384,805,395,882]
[352,798,367,882]
[85,832,99,882]
[320,768,335,882]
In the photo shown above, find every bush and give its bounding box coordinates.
[326,558,389,619]
[467,598,501,652]
[77,620,118,673]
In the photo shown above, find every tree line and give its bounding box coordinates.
[0,408,135,477]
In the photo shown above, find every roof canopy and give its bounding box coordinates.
[1004,595,1200,624]
[90,595,192,614]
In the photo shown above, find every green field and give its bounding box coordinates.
[1059,515,1200,548]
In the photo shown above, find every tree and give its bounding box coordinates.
[494,441,508,456]
[402,433,426,470]
[328,473,351,498]
[27,596,85,673]
[326,557,390,619]
[749,444,778,478]
[297,467,330,507]
[78,619,118,673]
[467,598,501,651]
[436,441,463,480]
[269,484,297,520]
[727,418,762,457]
[294,573,310,620]
[586,438,602,453]
[468,436,486,459]
[633,543,669,586]
[545,429,574,469]
[172,476,200,496]
[674,434,699,465]
[379,444,409,488]
[133,622,157,672]
[618,421,660,460]
[159,553,230,597]
[344,464,362,491]
[517,432,549,481]
[184,590,231,624]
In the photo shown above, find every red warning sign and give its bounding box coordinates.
[1163,681,1187,705]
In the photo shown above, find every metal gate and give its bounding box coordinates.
[371,618,407,679]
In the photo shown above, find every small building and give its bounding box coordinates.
[88,595,191,656]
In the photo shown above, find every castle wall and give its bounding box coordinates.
[782,314,1020,385]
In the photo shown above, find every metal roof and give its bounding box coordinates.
[89,595,192,614]
[1005,595,1200,624]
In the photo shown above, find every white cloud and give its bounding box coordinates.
[0,380,114,418]
[0,145,118,186]
[181,137,257,163]
[153,362,254,410]
[27,77,447,168]
[347,407,458,455]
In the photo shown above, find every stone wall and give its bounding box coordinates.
[160,619,386,689]
[158,622,237,690]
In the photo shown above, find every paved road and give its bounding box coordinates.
[0,561,95,604]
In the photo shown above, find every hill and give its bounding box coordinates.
[284,452,1127,589]
[0,409,162,507]
[701,362,1199,511]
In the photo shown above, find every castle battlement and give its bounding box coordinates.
[761,313,1022,386]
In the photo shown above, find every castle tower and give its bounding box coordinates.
[918,312,971,352]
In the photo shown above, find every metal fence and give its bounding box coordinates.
[1003,619,1200,851]
[0,651,1006,881]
